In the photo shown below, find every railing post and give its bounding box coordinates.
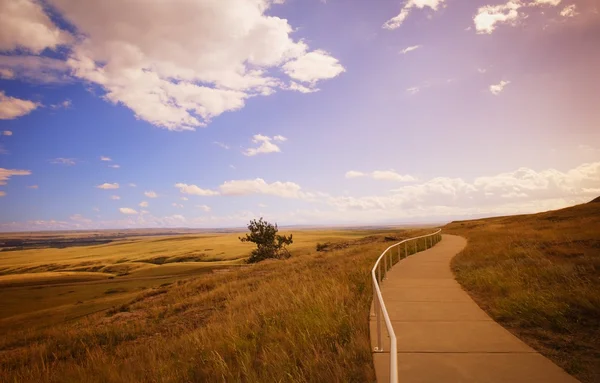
[374,279,382,351]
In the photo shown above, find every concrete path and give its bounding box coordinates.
[370,234,578,383]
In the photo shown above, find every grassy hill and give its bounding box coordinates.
[445,199,600,382]
[0,228,431,382]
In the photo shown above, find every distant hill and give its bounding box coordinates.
[590,196,600,203]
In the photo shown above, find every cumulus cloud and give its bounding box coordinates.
[0,0,71,53]
[51,158,76,166]
[0,91,39,120]
[144,191,158,198]
[108,164,120,169]
[110,195,121,200]
[139,201,148,207]
[0,168,31,185]
[530,0,561,6]
[50,100,72,109]
[172,203,184,208]
[213,142,230,150]
[219,178,305,199]
[474,1,523,34]
[288,81,319,93]
[97,182,119,190]
[99,156,111,162]
[345,171,367,179]
[244,134,287,156]
[401,45,421,54]
[174,183,219,196]
[560,4,577,17]
[490,80,510,95]
[383,0,446,30]
[282,50,345,85]
[2,130,12,136]
[28,184,38,189]
[197,204,211,212]
[128,183,137,187]
[0,55,71,83]
[38,0,343,131]
[119,207,138,215]
[346,170,416,182]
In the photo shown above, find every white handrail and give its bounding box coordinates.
[371,229,443,383]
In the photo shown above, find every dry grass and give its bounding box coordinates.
[0,228,428,382]
[445,201,600,382]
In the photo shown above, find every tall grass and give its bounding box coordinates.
[445,202,600,383]
[0,231,426,382]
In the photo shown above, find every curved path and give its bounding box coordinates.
[371,234,578,383]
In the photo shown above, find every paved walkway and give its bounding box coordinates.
[370,234,578,383]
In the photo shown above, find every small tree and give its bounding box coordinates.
[239,218,293,263]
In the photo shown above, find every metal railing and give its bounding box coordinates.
[371,229,443,382]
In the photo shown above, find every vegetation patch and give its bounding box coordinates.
[445,201,600,383]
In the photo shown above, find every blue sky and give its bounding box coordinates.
[0,0,599,231]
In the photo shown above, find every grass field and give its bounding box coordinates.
[0,226,432,382]
[445,199,600,383]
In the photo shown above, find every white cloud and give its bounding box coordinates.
[477,68,487,74]
[43,0,342,130]
[530,0,561,6]
[372,170,417,182]
[180,197,189,201]
[401,45,421,54]
[129,183,137,187]
[119,207,138,215]
[243,134,286,156]
[213,142,230,150]
[139,201,148,207]
[97,182,119,190]
[383,0,446,30]
[560,4,577,17]
[172,203,184,208]
[108,164,120,169]
[50,100,72,109]
[0,191,5,197]
[28,184,38,189]
[110,195,121,200]
[2,130,12,136]
[0,91,39,120]
[51,158,76,166]
[474,1,523,34]
[0,55,71,83]
[345,170,367,179]
[0,0,71,53]
[407,86,420,95]
[0,68,13,79]
[288,81,319,93]
[144,191,158,198]
[219,178,305,199]
[197,204,212,212]
[100,156,112,161]
[174,183,219,196]
[346,170,416,182]
[490,80,510,95]
[0,168,31,186]
[282,50,345,84]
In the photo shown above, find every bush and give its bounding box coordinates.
[239,218,293,263]
[316,242,329,252]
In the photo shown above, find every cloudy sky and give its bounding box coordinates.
[0,0,599,231]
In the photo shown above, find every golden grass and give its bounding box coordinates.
[0,228,430,382]
[445,201,600,383]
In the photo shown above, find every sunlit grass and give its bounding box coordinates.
[445,201,600,383]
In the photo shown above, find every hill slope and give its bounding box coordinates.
[445,200,600,383]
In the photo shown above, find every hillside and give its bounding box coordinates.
[445,200,600,382]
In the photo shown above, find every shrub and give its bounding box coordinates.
[239,218,293,263]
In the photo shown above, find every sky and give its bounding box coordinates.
[0,0,599,231]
